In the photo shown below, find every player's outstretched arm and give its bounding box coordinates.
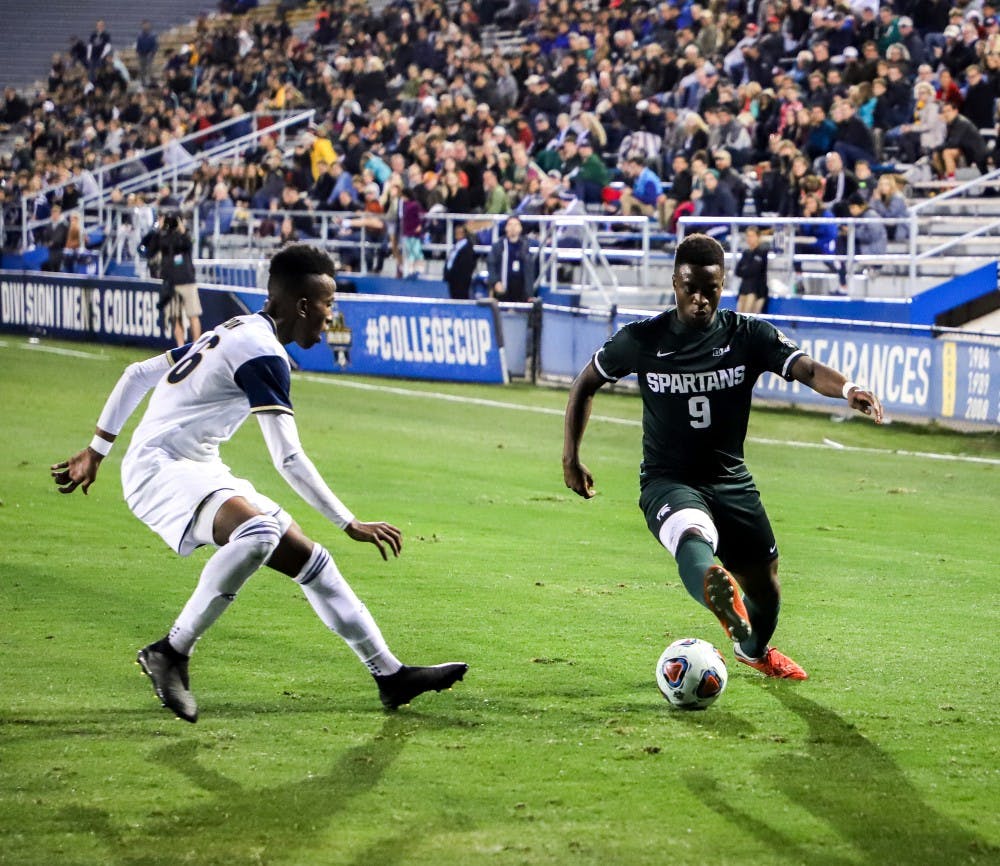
[563,362,605,498]
[50,352,173,494]
[256,412,402,560]
[790,355,884,424]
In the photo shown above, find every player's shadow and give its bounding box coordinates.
[683,688,997,866]
[57,714,440,866]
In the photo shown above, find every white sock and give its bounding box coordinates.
[295,543,402,676]
[168,514,282,656]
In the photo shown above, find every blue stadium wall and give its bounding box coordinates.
[1,269,997,429]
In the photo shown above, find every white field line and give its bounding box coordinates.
[298,374,1000,467]
[0,339,111,360]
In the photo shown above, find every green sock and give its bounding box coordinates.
[674,536,715,608]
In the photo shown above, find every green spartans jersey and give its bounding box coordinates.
[594,309,804,484]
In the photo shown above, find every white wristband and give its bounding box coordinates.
[842,381,859,400]
[89,435,113,457]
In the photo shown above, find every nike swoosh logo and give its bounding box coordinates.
[656,350,676,358]
[769,545,777,554]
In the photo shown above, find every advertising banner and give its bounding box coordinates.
[286,294,508,384]
[938,338,1000,426]
[754,326,938,417]
[0,270,172,348]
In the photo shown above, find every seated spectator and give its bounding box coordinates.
[932,100,989,179]
[618,153,665,225]
[890,81,944,164]
[821,151,859,217]
[935,67,963,109]
[804,104,838,163]
[792,193,838,294]
[692,169,738,239]
[841,190,888,288]
[869,173,911,241]
[443,170,472,214]
[831,99,877,169]
[709,103,753,167]
[279,184,315,238]
[854,160,877,201]
[310,160,335,204]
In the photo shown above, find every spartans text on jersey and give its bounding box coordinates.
[646,366,746,394]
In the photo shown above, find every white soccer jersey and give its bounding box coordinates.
[128,312,294,464]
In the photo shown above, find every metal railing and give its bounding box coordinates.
[676,206,1000,297]
[20,109,315,249]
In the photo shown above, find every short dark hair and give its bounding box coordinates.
[675,233,725,269]
[268,243,336,298]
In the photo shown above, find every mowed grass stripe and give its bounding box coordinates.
[1,338,997,866]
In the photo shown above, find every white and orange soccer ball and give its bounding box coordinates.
[655,638,728,710]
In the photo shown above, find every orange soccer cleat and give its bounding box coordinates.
[703,565,752,643]
[734,645,808,680]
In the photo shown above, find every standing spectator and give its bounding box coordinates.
[86,20,111,82]
[735,225,769,314]
[488,216,535,301]
[960,65,998,132]
[148,213,201,347]
[399,186,425,278]
[482,169,511,215]
[572,139,609,204]
[136,21,158,88]
[662,153,695,232]
[443,223,477,299]
[200,182,236,236]
[40,204,69,271]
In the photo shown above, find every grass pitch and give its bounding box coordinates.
[1,336,998,866]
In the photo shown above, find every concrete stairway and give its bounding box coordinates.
[0,0,223,90]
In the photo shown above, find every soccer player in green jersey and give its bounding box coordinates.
[562,233,883,679]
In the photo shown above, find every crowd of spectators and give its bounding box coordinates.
[3,0,1000,288]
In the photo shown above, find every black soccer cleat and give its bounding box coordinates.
[375,662,469,710]
[136,639,198,723]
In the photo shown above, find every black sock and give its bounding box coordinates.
[674,536,715,607]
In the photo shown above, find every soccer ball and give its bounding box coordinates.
[655,638,728,710]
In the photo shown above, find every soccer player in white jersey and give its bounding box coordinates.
[52,244,467,722]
